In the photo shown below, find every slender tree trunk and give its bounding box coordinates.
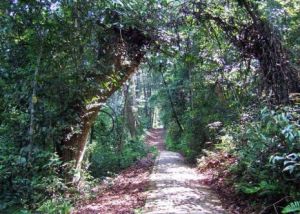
[124,83,137,138]
[186,38,194,109]
[159,64,184,132]
[29,45,43,149]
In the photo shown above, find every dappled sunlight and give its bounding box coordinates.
[73,156,154,214]
[144,151,226,214]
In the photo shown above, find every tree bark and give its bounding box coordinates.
[58,65,140,182]
[57,26,149,181]
[29,46,43,146]
[124,83,137,138]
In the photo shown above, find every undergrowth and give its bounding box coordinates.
[197,106,300,213]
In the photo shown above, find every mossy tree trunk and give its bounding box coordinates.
[56,27,149,181]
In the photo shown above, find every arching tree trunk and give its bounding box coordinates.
[58,63,141,182]
[56,26,149,181]
[193,0,299,104]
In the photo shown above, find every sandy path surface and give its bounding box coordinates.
[144,129,227,214]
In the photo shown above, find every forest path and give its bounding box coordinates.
[144,129,227,214]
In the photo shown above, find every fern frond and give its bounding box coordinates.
[282,201,300,214]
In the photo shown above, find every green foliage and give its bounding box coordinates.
[121,140,148,166]
[0,137,68,212]
[89,139,149,178]
[0,0,299,212]
[88,104,150,178]
[225,106,300,206]
[236,180,280,195]
[0,0,157,211]
[37,198,72,214]
[271,153,300,181]
[155,51,243,162]
[165,127,193,159]
[282,201,300,214]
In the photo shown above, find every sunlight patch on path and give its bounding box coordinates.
[144,151,227,214]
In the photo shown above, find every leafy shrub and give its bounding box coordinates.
[227,107,300,203]
[89,138,149,178]
[0,137,69,212]
[120,139,148,167]
[235,180,280,196]
[271,153,300,181]
[88,105,150,178]
[37,198,72,214]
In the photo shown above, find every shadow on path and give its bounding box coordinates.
[144,129,227,214]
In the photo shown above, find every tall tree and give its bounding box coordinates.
[192,0,299,104]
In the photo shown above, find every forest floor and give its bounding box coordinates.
[73,154,154,214]
[73,129,235,214]
[72,137,155,214]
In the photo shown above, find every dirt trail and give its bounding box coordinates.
[144,129,227,214]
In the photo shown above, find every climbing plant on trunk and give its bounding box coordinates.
[57,27,150,178]
[192,0,299,104]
